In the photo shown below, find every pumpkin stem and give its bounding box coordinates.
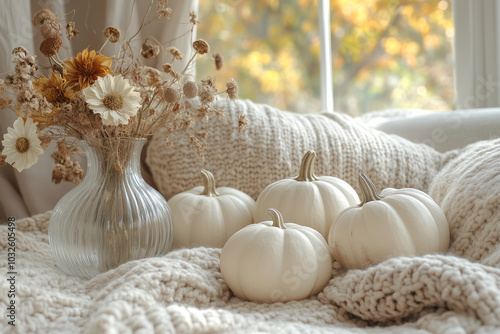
[268,208,287,229]
[295,150,319,182]
[200,169,220,197]
[358,172,382,205]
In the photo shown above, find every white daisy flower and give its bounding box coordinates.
[83,74,142,126]
[1,117,44,172]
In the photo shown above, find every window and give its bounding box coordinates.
[197,1,454,116]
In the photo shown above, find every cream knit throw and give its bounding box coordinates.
[2,203,500,333]
[429,138,500,266]
[146,100,456,200]
[3,106,500,333]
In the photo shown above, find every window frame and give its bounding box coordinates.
[318,0,334,113]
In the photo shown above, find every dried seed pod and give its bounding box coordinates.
[193,39,210,55]
[213,53,223,70]
[141,38,160,59]
[163,87,180,103]
[104,27,121,43]
[40,20,62,39]
[33,9,56,27]
[183,81,198,98]
[40,37,63,57]
[226,78,238,100]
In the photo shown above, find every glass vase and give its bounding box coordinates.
[49,138,173,279]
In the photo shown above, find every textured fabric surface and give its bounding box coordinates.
[430,138,500,266]
[146,99,457,201]
[4,106,500,333]
[2,204,500,333]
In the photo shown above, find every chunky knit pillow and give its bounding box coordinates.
[146,99,456,201]
[429,139,500,267]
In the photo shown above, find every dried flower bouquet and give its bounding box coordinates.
[0,1,246,183]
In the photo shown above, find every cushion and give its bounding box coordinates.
[146,99,457,200]
[429,138,500,266]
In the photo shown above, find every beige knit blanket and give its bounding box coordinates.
[2,135,500,334]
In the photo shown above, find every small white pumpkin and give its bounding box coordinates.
[328,173,450,269]
[168,169,255,249]
[220,208,332,303]
[254,150,360,238]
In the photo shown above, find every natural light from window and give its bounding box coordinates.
[196,0,454,116]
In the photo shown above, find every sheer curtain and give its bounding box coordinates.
[453,0,500,109]
[0,0,198,222]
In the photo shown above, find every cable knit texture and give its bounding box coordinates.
[3,104,500,333]
[3,196,500,334]
[429,138,500,266]
[146,99,456,200]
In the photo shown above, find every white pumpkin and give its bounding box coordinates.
[220,208,332,303]
[254,150,360,238]
[168,169,255,249]
[328,173,450,269]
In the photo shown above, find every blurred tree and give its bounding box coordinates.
[196,0,454,115]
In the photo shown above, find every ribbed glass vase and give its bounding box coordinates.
[49,138,173,279]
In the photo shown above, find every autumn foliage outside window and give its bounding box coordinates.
[197,0,454,115]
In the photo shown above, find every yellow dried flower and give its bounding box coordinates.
[183,81,198,98]
[193,39,210,55]
[213,53,223,70]
[33,9,56,27]
[66,22,79,40]
[104,26,121,43]
[39,37,63,57]
[168,47,183,60]
[63,48,113,89]
[33,72,74,105]
[163,87,180,103]
[226,78,238,100]
[0,155,7,167]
